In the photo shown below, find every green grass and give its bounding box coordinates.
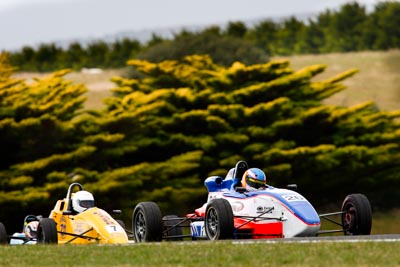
[371,209,400,234]
[1,241,399,267]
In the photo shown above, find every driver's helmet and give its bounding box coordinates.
[24,221,39,239]
[72,190,94,213]
[241,168,267,191]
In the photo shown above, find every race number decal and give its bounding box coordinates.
[106,224,122,233]
[282,194,306,202]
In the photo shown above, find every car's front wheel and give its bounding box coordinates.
[132,202,162,242]
[37,218,58,244]
[205,198,234,240]
[341,194,372,235]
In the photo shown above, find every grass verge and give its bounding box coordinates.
[1,241,399,267]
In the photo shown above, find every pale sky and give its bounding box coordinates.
[0,0,379,51]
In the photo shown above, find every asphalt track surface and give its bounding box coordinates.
[126,235,400,244]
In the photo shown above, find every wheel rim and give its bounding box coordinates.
[206,208,218,239]
[134,211,146,242]
[343,205,356,234]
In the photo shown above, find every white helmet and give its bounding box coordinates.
[24,221,39,239]
[72,190,94,213]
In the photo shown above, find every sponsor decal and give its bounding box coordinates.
[256,206,274,213]
[93,210,114,225]
[190,222,205,237]
[73,221,88,234]
[231,201,245,212]
[282,195,306,202]
[60,216,67,239]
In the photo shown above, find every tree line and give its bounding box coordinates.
[3,1,400,72]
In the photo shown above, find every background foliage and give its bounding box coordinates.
[2,1,400,71]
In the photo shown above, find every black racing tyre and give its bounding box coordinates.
[341,194,372,235]
[0,222,8,244]
[162,215,183,241]
[205,198,234,240]
[132,202,163,242]
[37,218,58,244]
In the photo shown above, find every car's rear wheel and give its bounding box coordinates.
[341,194,372,235]
[0,222,8,244]
[205,198,234,240]
[132,202,162,242]
[37,218,58,244]
[163,215,183,241]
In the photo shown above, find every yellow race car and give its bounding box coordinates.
[38,182,129,244]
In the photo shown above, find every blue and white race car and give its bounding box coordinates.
[132,161,372,241]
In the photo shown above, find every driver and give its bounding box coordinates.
[72,190,95,213]
[24,221,39,239]
[241,168,267,191]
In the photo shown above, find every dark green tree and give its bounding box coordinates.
[225,21,248,38]
[296,19,325,54]
[274,17,305,55]
[63,42,87,70]
[86,41,111,67]
[35,43,63,71]
[109,38,142,68]
[7,46,36,71]
[368,1,400,50]
[136,28,268,66]
[248,19,279,55]
[328,2,368,52]
[146,33,167,47]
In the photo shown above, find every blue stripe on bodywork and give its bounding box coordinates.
[223,188,320,225]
